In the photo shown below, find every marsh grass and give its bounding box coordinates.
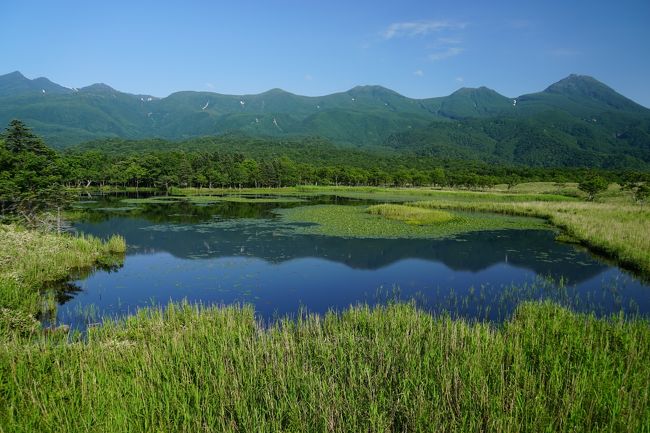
[412,200,650,275]
[367,204,455,225]
[0,301,647,432]
[0,225,126,335]
[276,204,546,239]
[104,234,127,253]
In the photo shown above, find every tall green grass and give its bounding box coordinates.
[0,225,126,336]
[0,301,647,432]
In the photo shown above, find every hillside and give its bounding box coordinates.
[1,71,649,168]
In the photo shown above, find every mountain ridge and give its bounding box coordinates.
[1,71,649,169]
[6,70,648,106]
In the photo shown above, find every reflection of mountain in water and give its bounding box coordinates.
[74,214,607,286]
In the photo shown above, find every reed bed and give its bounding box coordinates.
[0,301,648,432]
[367,204,456,225]
[0,225,126,332]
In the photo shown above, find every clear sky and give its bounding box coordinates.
[2,0,649,106]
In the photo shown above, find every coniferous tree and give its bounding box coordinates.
[0,120,72,228]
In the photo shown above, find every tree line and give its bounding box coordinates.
[2,119,649,217]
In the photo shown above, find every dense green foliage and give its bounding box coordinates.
[9,119,636,197]
[57,135,649,190]
[1,301,648,432]
[0,120,71,226]
[578,175,609,200]
[2,72,649,169]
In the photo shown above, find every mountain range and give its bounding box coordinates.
[1,71,649,168]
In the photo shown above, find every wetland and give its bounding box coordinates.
[54,191,650,329]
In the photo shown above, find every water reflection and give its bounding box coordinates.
[57,194,650,329]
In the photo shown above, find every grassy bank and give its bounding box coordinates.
[0,225,126,336]
[1,301,648,432]
[412,200,650,275]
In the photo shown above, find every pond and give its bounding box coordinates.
[53,193,650,329]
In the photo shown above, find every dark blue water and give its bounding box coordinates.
[54,194,650,329]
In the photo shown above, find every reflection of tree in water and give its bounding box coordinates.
[50,282,84,304]
[73,193,363,225]
[46,261,124,304]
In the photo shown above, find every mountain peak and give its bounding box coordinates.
[544,74,645,112]
[0,71,72,96]
[347,85,402,99]
[544,74,601,93]
[451,86,500,96]
[80,83,117,93]
[350,85,392,92]
[3,71,27,80]
[260,88,291,96]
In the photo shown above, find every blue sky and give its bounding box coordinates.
[2,0,649,106]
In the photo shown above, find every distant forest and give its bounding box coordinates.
[2,120,647,194]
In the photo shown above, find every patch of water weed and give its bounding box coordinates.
[276,204,547,239]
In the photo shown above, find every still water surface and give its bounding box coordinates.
[55,194,650,329]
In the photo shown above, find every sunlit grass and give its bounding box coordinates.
[0,301,647,432]
[367,204,455,225]
[104,234,127,253]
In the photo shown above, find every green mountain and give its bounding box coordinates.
[0,71,73,97]
[434,86,515,119]
[0,71,649,168]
